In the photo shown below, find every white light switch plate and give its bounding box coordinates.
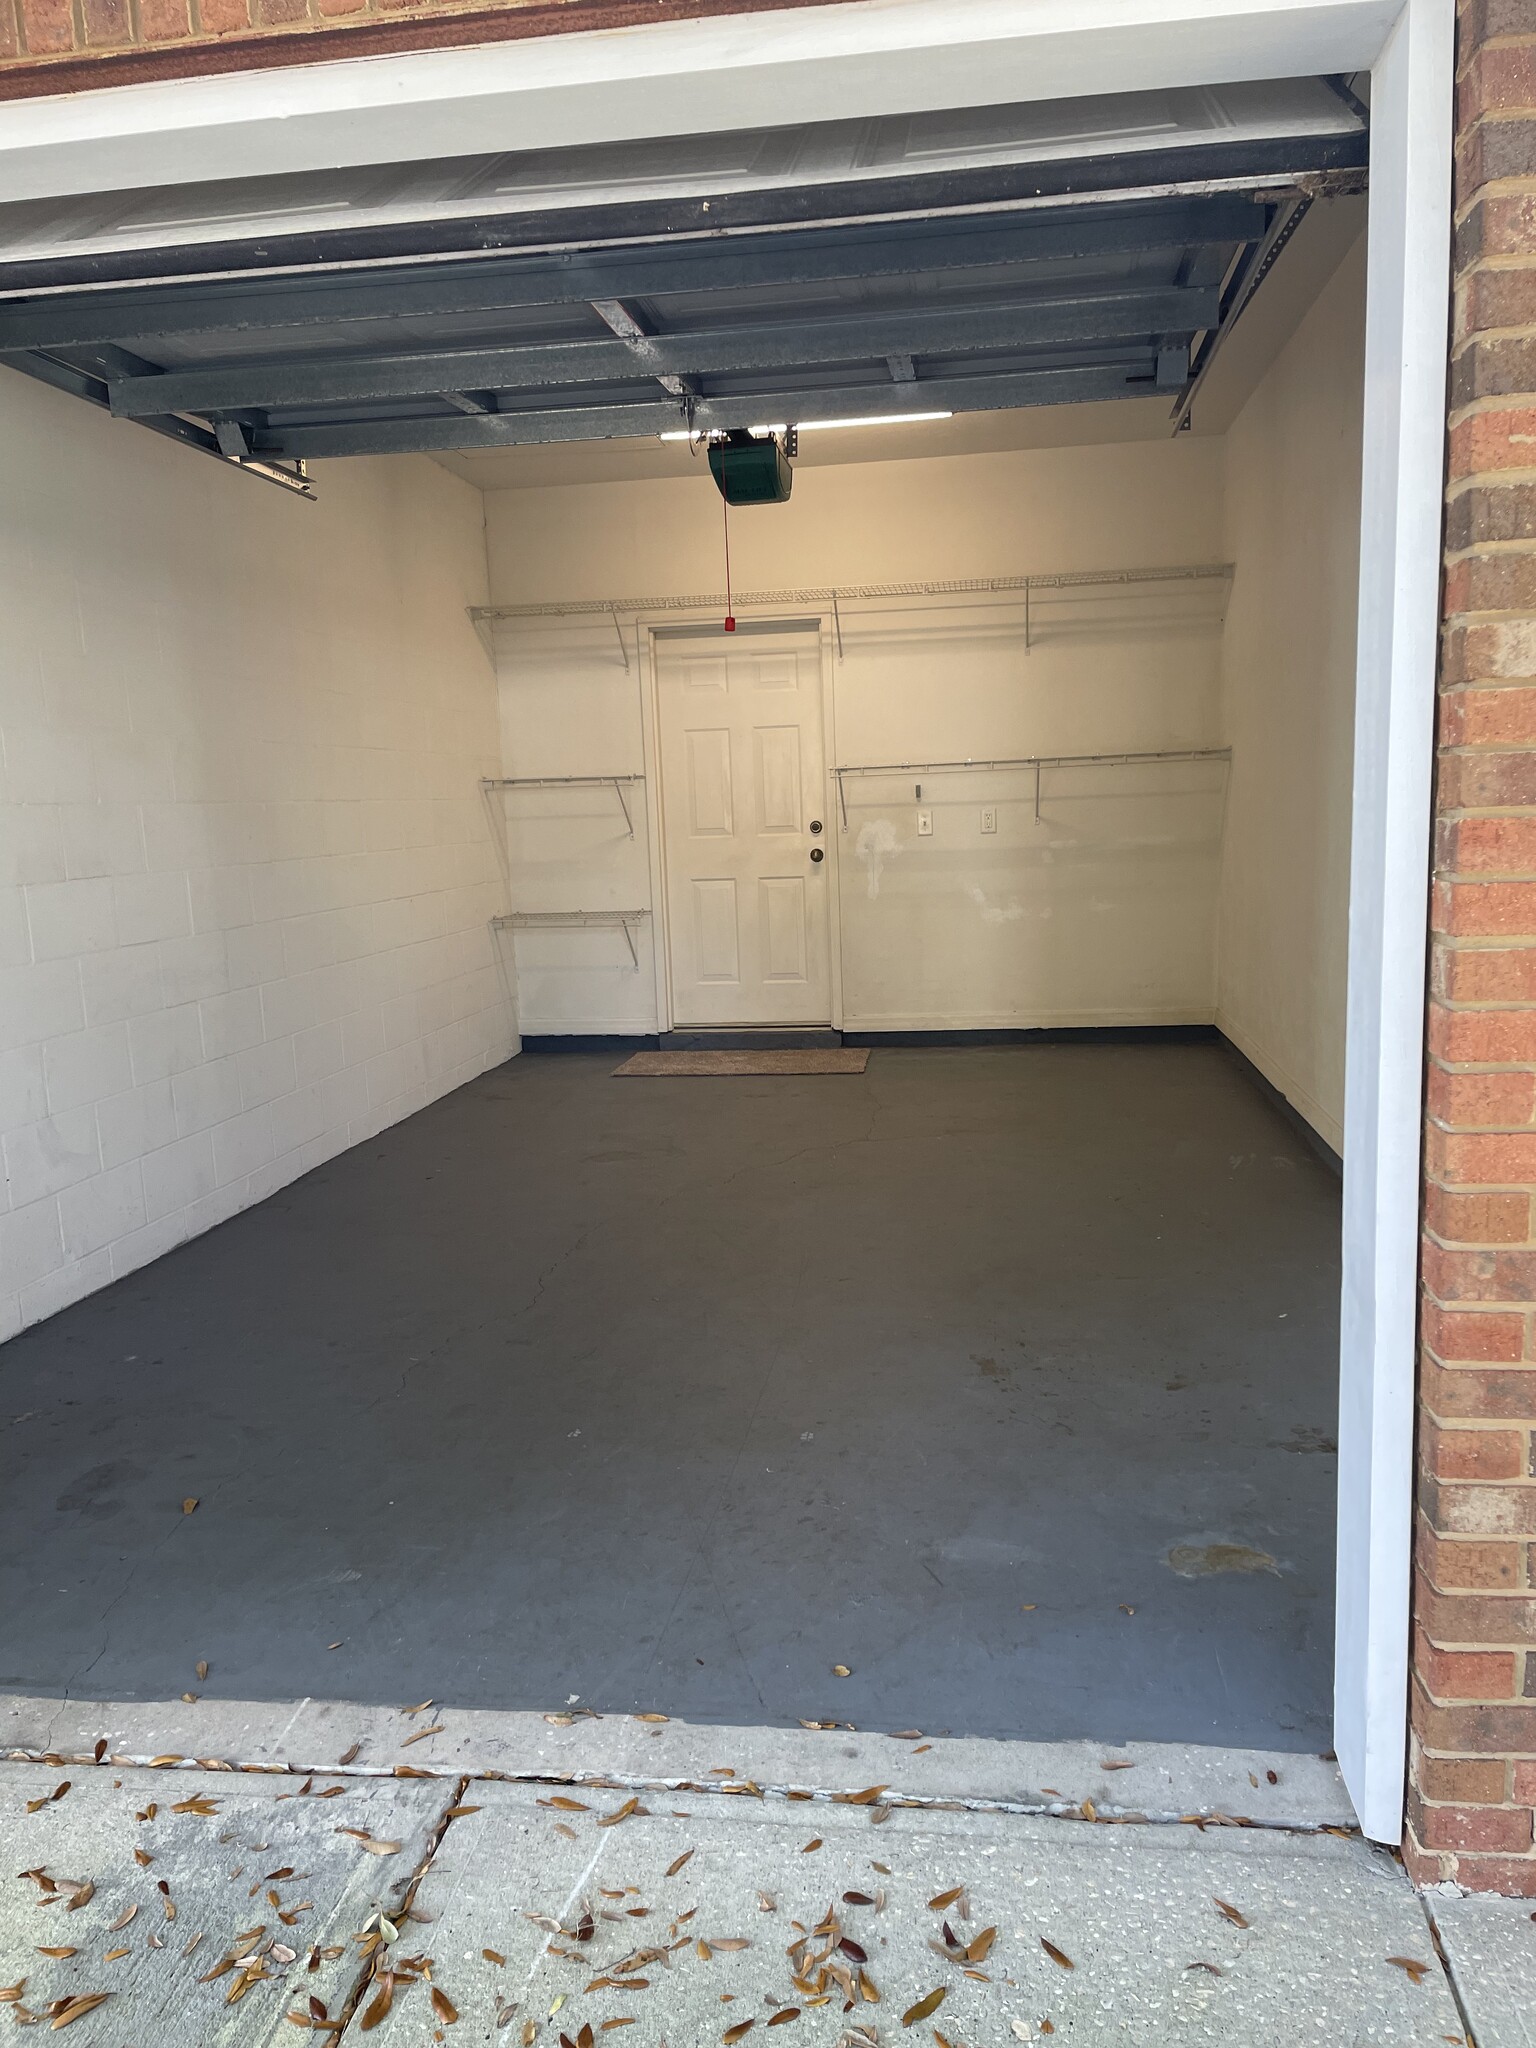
[916,809,933,836]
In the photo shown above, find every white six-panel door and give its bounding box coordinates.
[655,626,832,1027]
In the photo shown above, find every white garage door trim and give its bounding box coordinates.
[0,0,1454,1846]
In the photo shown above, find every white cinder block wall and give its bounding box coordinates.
[0,369,515,1341]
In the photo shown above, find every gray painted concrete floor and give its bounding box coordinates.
[0,1754,1489,2047]
[0,1044,1342,1750]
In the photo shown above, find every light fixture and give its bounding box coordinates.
[659,411,952,443]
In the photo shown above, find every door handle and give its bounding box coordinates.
[810,848,824,863]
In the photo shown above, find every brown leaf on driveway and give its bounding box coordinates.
[1214,1899,1249,1930]
[181,1499,199,1515]
[900,1987,946,2026]
[48,1992,113,2029]
[1040,1941,1074,1971]
[1386,1957,1429,1986]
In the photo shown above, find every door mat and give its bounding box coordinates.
[614,1048,870,1077]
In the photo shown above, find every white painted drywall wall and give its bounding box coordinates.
[483,437,1228,1034]
[0,369,515,1340]
[1216,232,1367,1154]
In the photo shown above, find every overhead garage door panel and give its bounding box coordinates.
[0,75,1366,481]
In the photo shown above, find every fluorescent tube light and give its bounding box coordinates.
[659,412,952,442]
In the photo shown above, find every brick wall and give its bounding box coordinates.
[1409,0,1536,1898]
[0,0,820,93]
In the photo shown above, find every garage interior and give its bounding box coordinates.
[0,78,1367,1757]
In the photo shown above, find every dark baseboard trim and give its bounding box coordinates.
[520,1033,661,1054]
[521,1023,1227,1053]
[1217,1037,1343,1177]
[841,1024,1221,1048]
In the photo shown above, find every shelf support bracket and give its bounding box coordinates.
[610,605,632,673]
[612,778,635,838]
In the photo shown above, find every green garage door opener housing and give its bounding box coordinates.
[708,429,795,504]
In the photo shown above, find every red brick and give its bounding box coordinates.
[1424,1184,1533,1242]
[1438,878,1536,937]
[1422,1300,1528,1359]
[196,0,252,30]
[1440,682,1536,741]
[1431,1127,1536,1183]
[1441,813,1536,873]
[1460,41,1536,123]
[1447,547,1536,613]
[1442,1852,1536,1894]
[1515,1760,1536,1801]
[1417,1631,1522,1696]
[80,0,129,38]
[1421,1357,1536,1423]
[1456,337,1536,414]
[1437,749,1536,809]
[253,0,311,21]
[1401,1831,1448,1886]
[1409,1793,1534,1852]
[1421,1476,1536,1536]
[18,0,76,51]
[1412,1680,1536,1750]
[1460,196,1536,269]
[1414,1570,1536,1637]
[1441,954,1536,1011]
[1426,1066,1536,1128]
[1458,114,1536,190]
[137,0,192,34]
[1451,400,1536,473]
[1418,1517,1528,1586]
[1458,266,1536,342]
[316,0,367,15]
[1414,1752,1511,1803]
[1423,1419,1530,1479]
[1460,0,1536,47]
[1422,1241,1536,1299]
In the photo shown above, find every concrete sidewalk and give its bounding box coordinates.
[1,1701,1529,2046]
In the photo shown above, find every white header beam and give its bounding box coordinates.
[0,0,1399,203]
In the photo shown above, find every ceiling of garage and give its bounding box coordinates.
[0,76,1367,493]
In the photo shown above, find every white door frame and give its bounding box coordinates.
[639,614,844,1034]
[4,0,1454,1843]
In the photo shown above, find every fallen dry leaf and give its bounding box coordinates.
[928,1889,965,1912]
[966,1928,997,1964]
[48,1992,113,2029]
[801,1839,823,1854]
[1041,1941,1074,1971]
[1386,1957,1430,1986]
[722,2024,755,2044]
[1186,1961,1223,1976]
[665,1851,694,1878]
[431,1986,459,2022]
[35,1949,77,1961]
[337,1745,361,1767]
[484,1949,505,1966]
[401,1725,446,1749]
[767,2009,799,2027]
[337,1831,400,1857]
[900,1987,946,2026]
[172,1797,220,1816]
[832,1666,852,1678]
[541,1797,591,1812]
[1214,1899,1249,1930]
[598,1800,641,1829]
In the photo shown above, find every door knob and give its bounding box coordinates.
[810,848,824,863]
[809,819,823,833]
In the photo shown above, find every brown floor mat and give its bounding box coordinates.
[614,1048,870,1076]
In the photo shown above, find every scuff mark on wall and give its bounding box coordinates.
[965,883,1028,924]
[856,819,902,899]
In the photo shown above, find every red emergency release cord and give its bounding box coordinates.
[722,488,736,633]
